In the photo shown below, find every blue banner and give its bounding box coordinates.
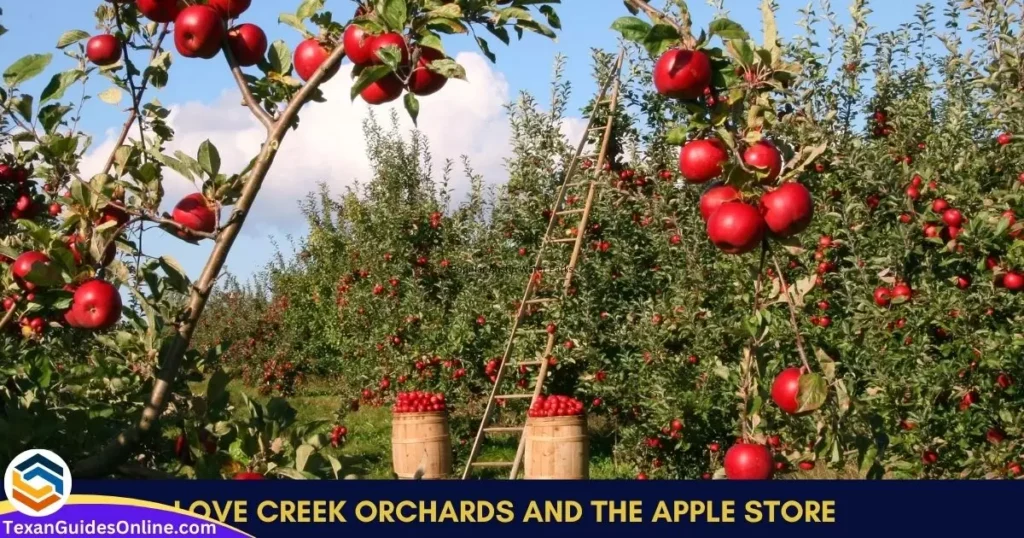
[46,480,1019,537]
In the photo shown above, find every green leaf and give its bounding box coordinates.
[159,255,192,294]
[611,16,651,42]
[278,13,307,34]
[760,0,780,58]
[474,36,496,63]
[56,30,90,49]
[427,58,465,80]
[814,348,836,381]
[374,44,403,72]
[642,24,679,57]
[295,444,315,472]
[709,18,750,41]
[403,92,419,125]
[796,372,828,413]
[349,65,393,100]
[379,0,408,32]
[98,86,123,105]
[206,369,231,408]
[11,95,33,122]
[37,103,71,134]
[296,0,324,19]
[665,125,689,145]
[539,5,561,30]
[4,53,52,87]
[197,140,221,178]
[40,70,85,104]
[268,40,292,74]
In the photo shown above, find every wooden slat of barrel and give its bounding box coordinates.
[391,411,452,479]
[524,416,589,479]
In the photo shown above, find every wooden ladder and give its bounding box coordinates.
[461,49,626,479]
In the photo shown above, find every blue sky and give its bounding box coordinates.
[1,1,930,283]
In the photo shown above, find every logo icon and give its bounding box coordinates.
[4,449,72,517]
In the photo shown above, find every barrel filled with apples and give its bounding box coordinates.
[523,395,589,479]
[391,391,452,479]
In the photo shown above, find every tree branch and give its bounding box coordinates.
[74,42,348,478]
[771,252,812,372]
[0,302,18,333]
[222,39,274,130]
[125,212,218,241]
[101,24,171,176]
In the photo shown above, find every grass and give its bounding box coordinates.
[201,376,856,480]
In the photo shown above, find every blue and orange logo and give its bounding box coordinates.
[3,449,73,517]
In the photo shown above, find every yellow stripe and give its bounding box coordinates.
[11,471,55,499]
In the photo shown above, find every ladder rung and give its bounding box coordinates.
[525,298,557,305]
[557,208,584,216]
[598,98,614,105]
[471,461,514,468]
[483,427,524,434]
[516,360,544,367]
[588,125,606,131]
[550,237,577,244]
[565,181,590,188]
[496,394,534,399]
[516,328,549,334]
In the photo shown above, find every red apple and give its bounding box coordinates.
[367,32,410,66]
[208,0,250,18]
[227,24,267,67]
[699,184,740,222]
[1004,271,1024,292]
[771,367,802,414]
[87,34,122,66]
[891,283,912,301]
[174,5,226,59]
[360,72,404,105]
[941,208,963,227]
[922,450,938,465]
[679,139,728,183]
[408,47,447,96]
[136,0,182,23]
[931,199,948,213]
[12,251,52,291]
[172,193,217,236]
[997,132,1013,145]
[294,38,339,82]
[742,140,783,182]
[759,182,813,237]
[706,201,766,254]
[70,279,122,331]
[723,443,773,480]
[233,472,265,480]
[652,49,711,100]
[343,24,375,66]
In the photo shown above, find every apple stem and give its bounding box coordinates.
[771,252,812,373]
[75,41,349,479]
[101,23,171,176]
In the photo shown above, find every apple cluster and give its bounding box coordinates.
[652,48,814,255]
[393,391,447,413]
[129,0,450,107]
[528,394,584,418]
[329,424,348,448]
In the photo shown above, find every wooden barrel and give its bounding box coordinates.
[524,415,589,479]
[391,411,452,479]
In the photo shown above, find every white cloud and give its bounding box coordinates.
[80,52,555,237]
